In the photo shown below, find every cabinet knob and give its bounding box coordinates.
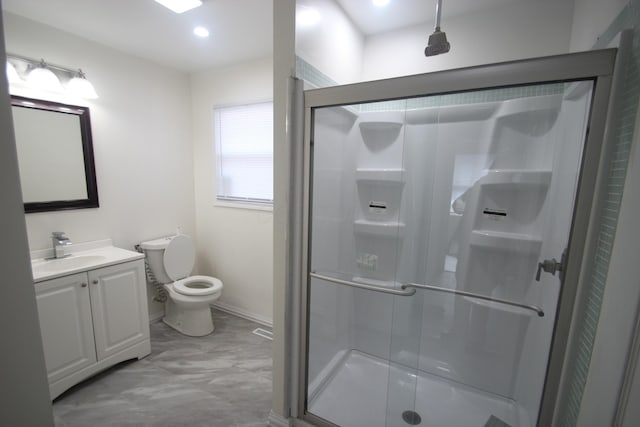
[92,280,99,285]
[81,283,87,288]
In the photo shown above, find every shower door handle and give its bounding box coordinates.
[402,282,544,317]
[536,249,567,282]
[310,272,416,296]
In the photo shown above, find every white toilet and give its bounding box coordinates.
[140,234,223,337]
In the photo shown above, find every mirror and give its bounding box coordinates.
[11,95,99,213]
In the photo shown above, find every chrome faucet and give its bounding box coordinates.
[51,231,72,259]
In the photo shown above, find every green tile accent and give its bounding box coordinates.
[295,56,564,110]
[360,83,565,112]
[295,56,338,89]
[559,1,640,425]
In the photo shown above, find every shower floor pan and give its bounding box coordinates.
[308,350,530,427]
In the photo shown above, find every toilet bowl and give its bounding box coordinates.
[140,234,223,337]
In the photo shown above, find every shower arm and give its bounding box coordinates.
[434,0,443,31]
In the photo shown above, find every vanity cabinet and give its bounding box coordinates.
[35,259,150,399]
[35,272,96,385]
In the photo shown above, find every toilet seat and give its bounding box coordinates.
[163,234,196,281]
[173,275,222,296]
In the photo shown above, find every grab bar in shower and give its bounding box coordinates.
[402,283,545,317]
[310,272,417,296]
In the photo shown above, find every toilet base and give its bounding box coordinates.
[162,314,214,337]
[163,304,215,337]
[161,282,221,337]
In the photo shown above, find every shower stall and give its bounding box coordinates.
[294,50,617,427]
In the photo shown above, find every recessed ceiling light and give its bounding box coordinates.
[193,26,209,38]
[154,0,202,14]
[372,0,390,7]
[297,6,321,27]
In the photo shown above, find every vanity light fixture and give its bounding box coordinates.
[67,69,99,99]
[7,54,99,99]
[5,61,20,84]
[26,59,64,93]
[154,0,202,14]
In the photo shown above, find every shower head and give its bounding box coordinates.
[425,0,450,57]
[425,28,450,57]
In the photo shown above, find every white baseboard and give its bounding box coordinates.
[212,301,273,328]
[149,302,272,328]
[268,410,292,427]
[148,311,163,323]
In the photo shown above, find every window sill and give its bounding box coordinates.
[214,199,273,212]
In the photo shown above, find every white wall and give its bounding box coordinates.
[295,0,364,84]
[3,13,196,318]
[569,0,629,51]
[272,0,296,420]
[191,58,274,325]
[0,9,54,426]
[362,0,575,81]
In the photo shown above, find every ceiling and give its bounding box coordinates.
[335,0,527,35]
[1,0,526,73]
[1,0,273,72]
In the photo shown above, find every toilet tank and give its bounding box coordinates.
[140,236,173,284]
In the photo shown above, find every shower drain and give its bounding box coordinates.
[402,410,422,425]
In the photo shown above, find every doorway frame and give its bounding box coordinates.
[291,49,617,427]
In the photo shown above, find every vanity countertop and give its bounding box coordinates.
[31,239,144,283]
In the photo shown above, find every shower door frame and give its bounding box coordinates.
[294,49,617,427]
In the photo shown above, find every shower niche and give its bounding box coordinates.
[352,112,407,283]
[455,96,561,300]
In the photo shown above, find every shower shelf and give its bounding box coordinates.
[359,121,404,130]
[354,219,405,237]
[478,169,552,187]
[469,230,542,253]
[359,114,404,149]
[356,168,406,183]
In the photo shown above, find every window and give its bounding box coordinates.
[213,101,273,206]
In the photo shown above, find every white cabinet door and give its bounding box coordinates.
[35,273,96,384]
[88,261,149,360]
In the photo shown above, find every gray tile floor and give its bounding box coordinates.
[53,310,273,427]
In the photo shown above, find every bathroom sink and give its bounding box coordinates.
[30,241,145,283]
[32,255,108,274]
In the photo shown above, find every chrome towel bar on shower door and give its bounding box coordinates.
[310,272,416,296]
[402,282,545,317]
[309,272,544,317]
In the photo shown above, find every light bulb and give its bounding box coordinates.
[6,61,21,84]
[67,69,99,99]
[26,61,64,93]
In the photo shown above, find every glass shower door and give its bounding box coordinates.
[305,80,597,427]
[306,99,411,427]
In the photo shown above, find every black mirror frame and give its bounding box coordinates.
[11,95,99,213]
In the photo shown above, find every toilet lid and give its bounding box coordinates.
[174,276,223,296]
[163,234,195,281]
